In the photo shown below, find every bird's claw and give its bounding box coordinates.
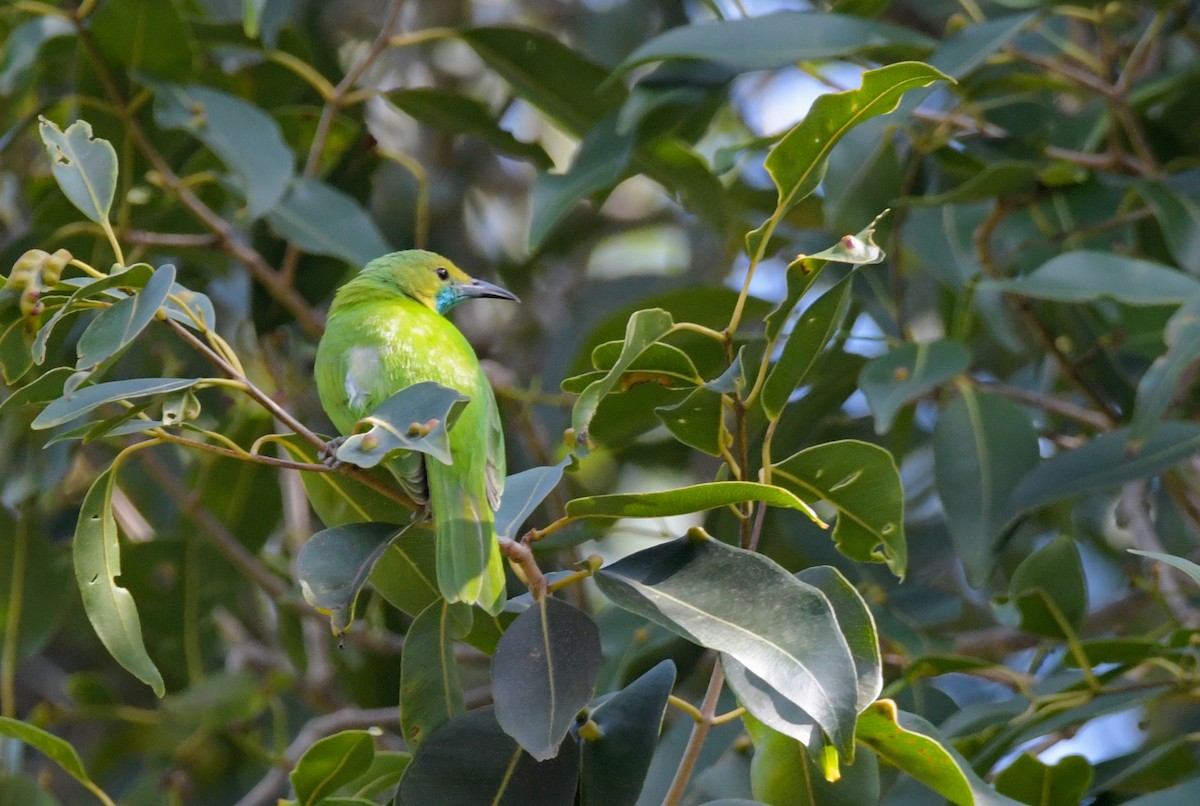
[320,436,348,469]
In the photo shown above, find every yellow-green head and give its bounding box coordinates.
[333,249,519,316]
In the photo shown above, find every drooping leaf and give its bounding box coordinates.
[772,440,906,577]
[859,339,970,434]
[1132,293,1200,441]
[290,730,376,806]
[38,118,118,228]
[0,717,92,786]
[389,88,552,168]
[579,660,676,806]
[934,388,1040,587]
[150,82,293,219]
[73,469,165,696]
[762,275,853,420]
[724,656,816,746]
[493,597,602,761]
[276,435,416,528]
[401,600,470,750]
[995,753,1093,806]
[31,377,200,430]
[742,711,880,806]
[1129,549,1200,589]
[982,251,1200,305]
[567,481,822,524]
[495,456,573,540]
[296,522,405,633]
[796,566,881,712]
[613,12,933,76]
[266,177,391,266]
[396,707,579,806]
[0,16,74,95]
[1010,536,1088,638]
[594,532,859,755]
[75,264,175,371]
[334,382,470,469]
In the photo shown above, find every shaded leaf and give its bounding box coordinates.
[655,384,725,455]
[73,469,165,696]
[796,566,881,712]
[762,275,853,420]
[495,456,573,540]
[995,753,1093,806]
[594,532,859,755]
[31,377,199,430]
[723,656,816,746]
[1132,293,1200,441]
[401,600,470,750]
[266,177,391,266]
[859,339,970,434]
[567,481,822,525]
[390,88,551,168]
[1010,536,1087,638]
[334,382,470,469]
[982,251,1200,305]
[397,707,579,806]
[772,440,906,577]
[290,730,375,806]
[76,264,174,371]
[0,16,73,96]
[580,660,676,806]
[91,0,194,79]
[493,597,602,761]
[934,389,1040,587]
[0,367,73,419]
[296,522,406,633]
[32,264,155,365]
[38,118,117,227]
[1138,182,1200,272]
[277,435,415,528]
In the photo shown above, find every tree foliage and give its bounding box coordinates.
[2,0,1200,804]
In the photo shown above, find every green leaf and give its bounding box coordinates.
[583,340,703,388]
[796,566,881,712]
[389,88,551,168]
[0,16,73,96]
[290,730,375,806]
[859,339,970,434]
[0,315,34,385]
[1137,182,1200,272]
[772,440,906,578]
[908,160,1041,206]
[495,456,572,540]
[32,264,155,365]
[1132,293,1200,441]
[38,118,118,228]
[594,532,859,755]
[243,0,267,37]
[396,707,580,805]
[401,600,470,750]
[567,481,823,525]
[934,389,1040,587]
[1006,423,1200,520]
[1010,536,1087,638]
[579,660,676,806]
[459,27,624,137]
[654,384,725,455]
[30,377,199,430]
[981,251,1200,305]
[266,177,391,266]
[0,717,92,786]
[75,264,174,371]
[613,12,933,76]
[995,753,1093,806]
[928,13,1036,78]
[296,522,406,633]
[334,382,470,469]
[1129,550,1200,588]
[0,367,73,419]
[91,0,194,80]
[748,62,950,254]
[742,711,880,806]
[856,700,1020,806]
[341,751,411,800]
[493,597,602,761]
[149,82,293,220]
[277,435,415,528]
[572,308,674,446]
[761,275,853,420]
[73,469,165,696]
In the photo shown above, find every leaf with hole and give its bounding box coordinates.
[38,118,118,228]
[31,377,200,430]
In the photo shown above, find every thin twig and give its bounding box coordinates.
[974,381,1111,430]
[500,537,547,600]
[662,660,726,806]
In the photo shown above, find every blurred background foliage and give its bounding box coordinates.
[5,0,1200,804]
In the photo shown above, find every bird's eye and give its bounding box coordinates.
[436,267,449,281]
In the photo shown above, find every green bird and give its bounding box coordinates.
[315,250,519,615]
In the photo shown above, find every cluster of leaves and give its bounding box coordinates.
[4,0,1200,805]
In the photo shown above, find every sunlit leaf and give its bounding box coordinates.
[567,481,822,525]
[1129,549,1200,588]
[743,711,880,805]
[290,730,375,806]
[995,753,1093,805]
[762,275,853,420]
[38,118,118,228]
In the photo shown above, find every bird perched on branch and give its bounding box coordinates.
[315,250,518,615]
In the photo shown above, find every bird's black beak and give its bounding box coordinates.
[458,278,520,303]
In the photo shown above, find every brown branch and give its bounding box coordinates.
[662,659,726,806]
[501,537,547,600]
[974,381,1111,430]
[121,231,220,249]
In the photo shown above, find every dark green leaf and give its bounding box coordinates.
[1006,423,1200,520]
[796,566,881,711]
[73,469,165,696]
[290,730,375,806]
[277,435,415,528]
[909,160,1041,206]
[401,600,470,750]
[396,707,579,806]
[32,264,155,365]
[613,13,933,77]
[334,382,469,469]
[995,753,1093,805]
[580,660,676,806]
[1138,182,1200,272]
[493,597,601,761]
[567,481,821,524]
[341,751,411,800]
[76,264,174,371]
[982,251,1200,305]
[495,456,572,540]
[266,177,391,266]
[1132,293,1200,441]
[91,0,194,79]
[296,522,405,632]
[0,16,73,95]
[595,532,859,755]
[38,118,118,227]
[724,657,816,746]
[0,315,34,385]
[31,377,199,430]
[772,440,906,577]
[150,82,293,220]
[928,13,1036,78]
[390,88,551,168]
[859,339,970,434]
[762,275,853,419]
[1010,536,1087,638]
[934,389,1040,587]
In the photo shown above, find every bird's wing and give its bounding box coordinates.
[481,370,505,512]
